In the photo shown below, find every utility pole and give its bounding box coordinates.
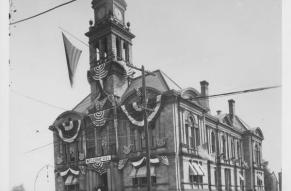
[126,64,154,191]
[142,65,152,191]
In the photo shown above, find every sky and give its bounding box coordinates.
[8,0,281,190]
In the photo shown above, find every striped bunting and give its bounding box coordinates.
[91,63,108,80]
[121,95,162,127]
[56,120,82,143]
[62,33,82,86]
[91,162,107,175]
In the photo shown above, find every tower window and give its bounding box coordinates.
[102,38,108,58]
[116,37,122,59]
[124,42,129,62]
[96,45,100,61]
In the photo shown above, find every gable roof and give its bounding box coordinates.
[72,70,184,114]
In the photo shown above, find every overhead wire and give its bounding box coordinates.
[9,0,78,25]
[10,89,68,111]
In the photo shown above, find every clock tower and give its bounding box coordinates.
[85,0,135,100]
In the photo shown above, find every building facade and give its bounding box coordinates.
[50,0,265,191]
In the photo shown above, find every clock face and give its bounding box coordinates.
[114,7,123,21]
[97,7,106,19]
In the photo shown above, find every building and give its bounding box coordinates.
[49,0,265,191]
[263,161,278,191]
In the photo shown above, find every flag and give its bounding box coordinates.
[62,33,82,86]
[160,156,169,166]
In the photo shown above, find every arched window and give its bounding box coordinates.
[211,131,216,153]
[195,122,200,147]
[189,117,195,148]
[185,122,189,146]
[255,144,260,164]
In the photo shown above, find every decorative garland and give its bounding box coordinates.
[56,120,82,143]
[121,95,162,127]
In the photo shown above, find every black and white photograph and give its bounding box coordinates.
[0,0,289,191]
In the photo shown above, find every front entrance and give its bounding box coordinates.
[96,173,108,191]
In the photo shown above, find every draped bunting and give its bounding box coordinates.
[131,157,160,167]
[60,168,80,177]
[87,96,112,128]
[56,120,82,143]
[121,95,162,127]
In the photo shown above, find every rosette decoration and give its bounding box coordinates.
[50,111,84,143]
[87,161,109,175]
[121,95,163,127]
[86,95,114,128]
[89,63,108,81]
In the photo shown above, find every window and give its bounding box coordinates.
[211,132,216,153]
[237,142,241,159]
[124,42,129,62]
[69,143,77,162]
[225,169,231,191]
[86,128,95,158]
[95,45,100,61]
[132,177,156,187]
[214,168,218,187]
[132,178,138,186]
[102,38,108,58]
[222,136,226,159]
[190,175,203,186]
[231,139,235,158]
[65,184,79,191]
[185,123,189,146]
[255,144,261,165]
[116,37,122,59]
[195,125,200,147]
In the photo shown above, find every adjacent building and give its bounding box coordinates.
[50,0,265,190]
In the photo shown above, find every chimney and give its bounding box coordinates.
[228,99,235,122]
[200,81,210,111]
[216,110,222,115]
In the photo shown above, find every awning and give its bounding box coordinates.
[239,173,245,181]
[136,166,156,177]
[189,163,198,175]
[129,168,137,177]
[192,162,205,176]
[65,175,78,186]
